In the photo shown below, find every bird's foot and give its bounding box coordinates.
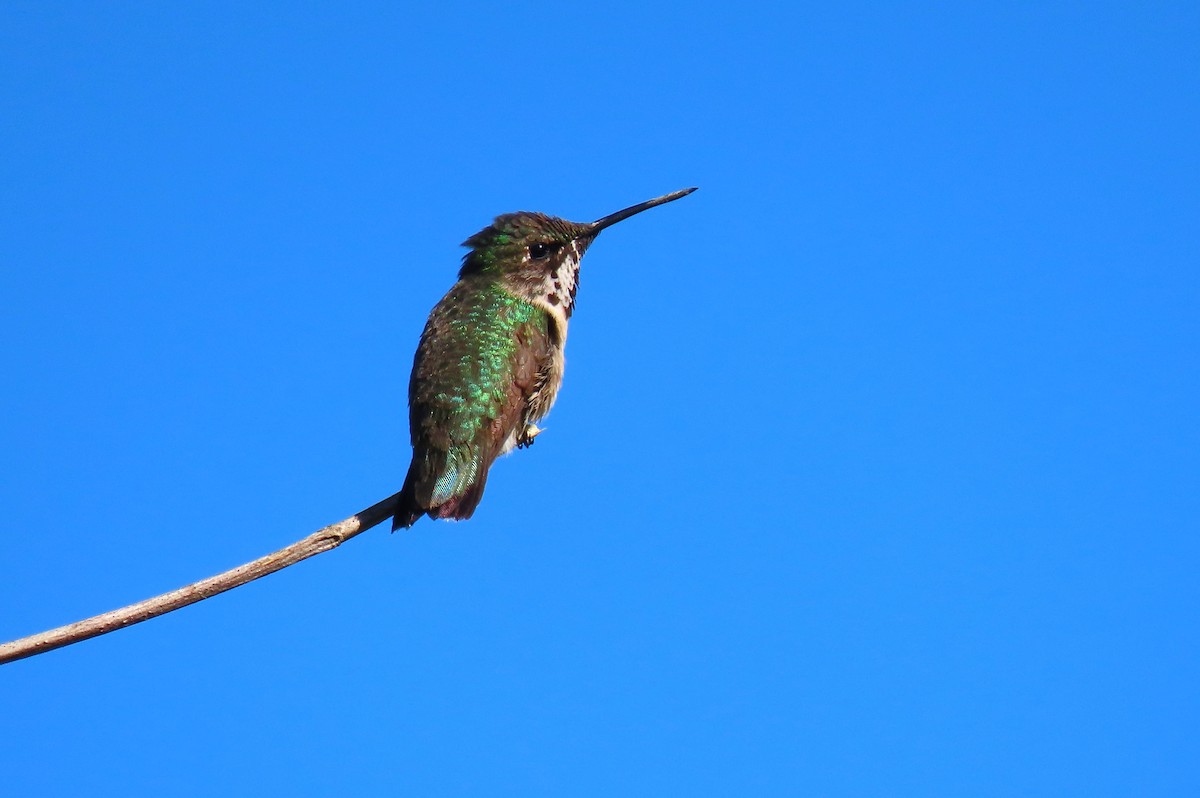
[517,423,544,449]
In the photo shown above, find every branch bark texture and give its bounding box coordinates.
[0,492,402,666]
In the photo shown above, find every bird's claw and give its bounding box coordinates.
[517,424,543,449]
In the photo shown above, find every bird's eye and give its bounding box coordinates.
[529,242,551,260]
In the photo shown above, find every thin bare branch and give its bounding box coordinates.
[0,492,402,666]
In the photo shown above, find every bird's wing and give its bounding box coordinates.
[401,283,550,520]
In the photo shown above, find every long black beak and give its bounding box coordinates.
[585,187,698,235]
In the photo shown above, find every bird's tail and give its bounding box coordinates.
[391,463,425,531]
[392,454,492,530]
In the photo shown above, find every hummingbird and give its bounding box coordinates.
[393,187,697,529]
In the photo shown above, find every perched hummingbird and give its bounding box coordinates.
[393,187,697,529]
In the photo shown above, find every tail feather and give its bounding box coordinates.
[391,461,426,531]
[430,471,488,521]
[391,453,491,530]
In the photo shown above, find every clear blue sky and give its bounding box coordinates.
[2,3,1197,795]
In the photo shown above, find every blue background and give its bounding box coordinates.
[2,3,1197,795]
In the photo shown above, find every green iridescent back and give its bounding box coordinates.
[402,276,551,517]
